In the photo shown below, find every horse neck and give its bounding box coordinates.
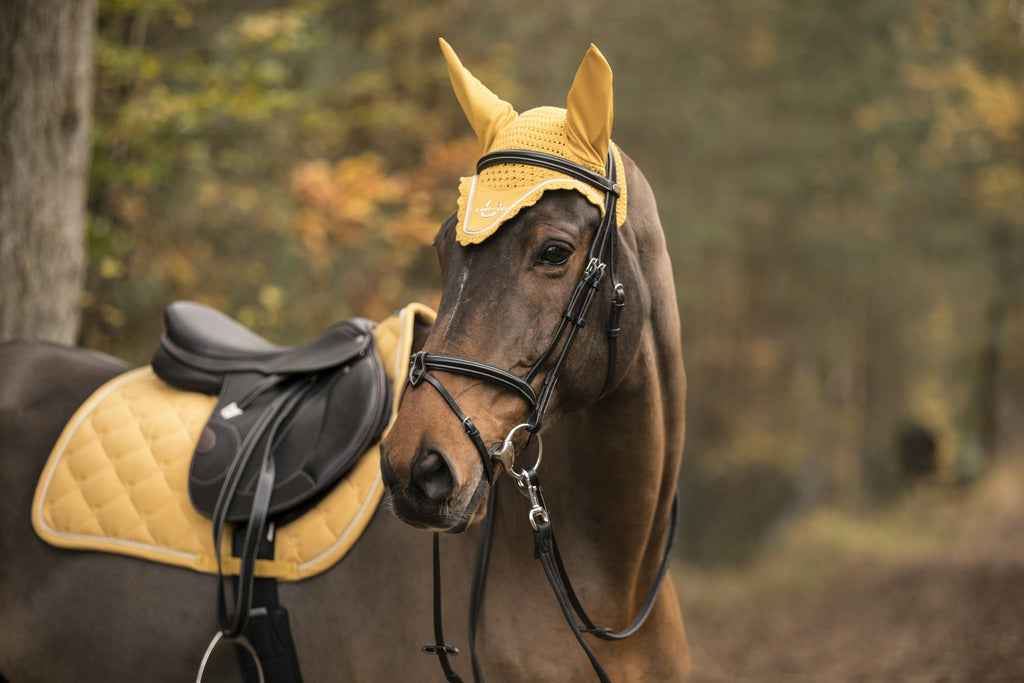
[500,313,685,618]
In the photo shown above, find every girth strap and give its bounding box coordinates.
[232,532,303,683]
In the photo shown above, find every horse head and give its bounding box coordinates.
[380,40,668,533]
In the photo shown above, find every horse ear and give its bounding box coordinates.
[439,38,518,154]
[565,44,613,168]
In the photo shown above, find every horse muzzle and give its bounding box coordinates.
[379,430,491,533]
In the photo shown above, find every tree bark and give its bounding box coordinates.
[971,223,1017,460]
[0,0,96,343]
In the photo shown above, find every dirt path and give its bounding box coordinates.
[676,461,1024,682]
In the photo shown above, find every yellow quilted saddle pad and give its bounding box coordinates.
[32,303,435,581]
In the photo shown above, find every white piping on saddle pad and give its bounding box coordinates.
[34,367,202,562]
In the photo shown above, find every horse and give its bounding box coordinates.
[0,41,689,681]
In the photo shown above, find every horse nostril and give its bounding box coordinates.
[410,449,456,503]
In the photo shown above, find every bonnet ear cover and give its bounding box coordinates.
[441,38,627,246]
[564,44,613,170]
[439,38,518,155]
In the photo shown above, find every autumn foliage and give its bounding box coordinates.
[83,0,1024,564]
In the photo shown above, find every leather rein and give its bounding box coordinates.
[407,149,679,682]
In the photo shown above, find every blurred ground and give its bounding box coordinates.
[675,452,1024,682]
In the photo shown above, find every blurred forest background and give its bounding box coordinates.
[9,0,1024,677]
[80,0,1024,560]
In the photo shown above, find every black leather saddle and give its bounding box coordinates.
[152,301,391,522]
[153,300,394,677]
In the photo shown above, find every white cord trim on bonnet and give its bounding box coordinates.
[455,143,627,246]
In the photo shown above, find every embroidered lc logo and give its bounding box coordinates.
[476,200,503,218]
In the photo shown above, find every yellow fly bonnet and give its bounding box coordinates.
[441,38,628,246]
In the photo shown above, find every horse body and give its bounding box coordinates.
[1,41,689,681]
[0,160,687,683]
[0,342,450,681]
[0,345,455,676]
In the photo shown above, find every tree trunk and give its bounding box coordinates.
[0,0,96,343]
[971,223,1016,461]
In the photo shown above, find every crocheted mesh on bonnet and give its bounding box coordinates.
[455,106,628,245]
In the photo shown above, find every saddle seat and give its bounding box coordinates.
[154,301,376,395]
[163,300,283,357]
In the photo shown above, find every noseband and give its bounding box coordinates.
[407,147,625,478]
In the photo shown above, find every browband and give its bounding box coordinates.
[477,150,621,198]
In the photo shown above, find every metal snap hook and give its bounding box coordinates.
[529,502,550,531]
[514,469,550,530]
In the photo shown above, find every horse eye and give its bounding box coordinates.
[540,244,572,266]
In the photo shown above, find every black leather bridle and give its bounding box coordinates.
[408,147,626,468]
[408,148,678,683]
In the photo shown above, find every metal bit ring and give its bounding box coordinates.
[494,423,543,485]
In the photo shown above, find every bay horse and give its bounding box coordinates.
[0,41,688,681]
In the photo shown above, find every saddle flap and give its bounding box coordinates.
[189,346,391,521]
[174,315,391,521]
